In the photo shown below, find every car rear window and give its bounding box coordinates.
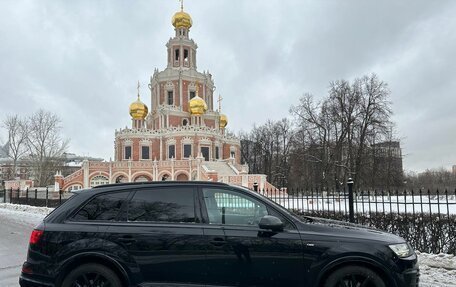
[72,191,130,221]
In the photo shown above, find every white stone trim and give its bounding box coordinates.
[199,137,212,145]
[181,136,193,144]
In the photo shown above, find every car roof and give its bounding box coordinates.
[73,181,231,195]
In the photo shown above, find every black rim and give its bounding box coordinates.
[335,274,377,287]
[72,272,111,287]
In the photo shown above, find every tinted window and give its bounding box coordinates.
[202,188,268,226]
[73,192,130,221]
[128,188,195,223]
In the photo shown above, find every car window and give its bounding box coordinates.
[202,188,268,226]
[72,191,130,221]
[127,187,196,223]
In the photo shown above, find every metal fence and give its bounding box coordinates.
[0,188,73,208]
[261,187,456,220]
[260,186,456,254]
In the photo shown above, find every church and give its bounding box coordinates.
[55,3,274,192]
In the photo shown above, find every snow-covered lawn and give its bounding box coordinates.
[0,203,53,219]
[0,204,455,286]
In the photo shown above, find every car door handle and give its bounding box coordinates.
[210,237,226,246]
[118,236,136,244]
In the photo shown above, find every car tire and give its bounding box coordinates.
[61,263,122,287]
[323,265,386,287]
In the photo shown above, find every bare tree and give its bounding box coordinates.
[351,74,392,188]
[1,115,28,179]
[240,119,294,188]
[289,74,395,190]
[26,110,69,186]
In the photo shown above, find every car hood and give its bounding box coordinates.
[296,215,404,244]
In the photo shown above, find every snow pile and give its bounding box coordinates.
[417,251,456,287]
[419,252,456,270]
[0,203,53,217]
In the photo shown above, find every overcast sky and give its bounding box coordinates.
[0,0,455,173]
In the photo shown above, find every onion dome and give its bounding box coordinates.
[129,96,148,120]
[189,95,207,115]
[172,7,192,29]
[219,114,228,128]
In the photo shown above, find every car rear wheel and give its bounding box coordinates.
[61,263,122,287]
[323,265,386,287]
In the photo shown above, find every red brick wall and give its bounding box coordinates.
[205,119,215,128]
[169,115,181,127]
[151,139,160,160]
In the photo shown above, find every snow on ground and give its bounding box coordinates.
[0,203,53,217]
[418,252,456,286]
[0,205,456,286]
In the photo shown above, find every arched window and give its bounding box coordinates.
[134,175,151,182]
[90,175,109,187]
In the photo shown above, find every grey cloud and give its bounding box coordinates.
[0,0,455,172]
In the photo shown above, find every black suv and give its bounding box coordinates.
[20,181,419,287]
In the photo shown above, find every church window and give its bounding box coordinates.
[167,91,173,105]
[184,49,189,65]
[201,147,210,161]
[230,151,235,158]
[141,146,150,160]
[183,144,192,158]
[215,146,220,160]
[190,91,196,99]
[175,49,180,61]
[124,146,132,160]
[168,145,175,159]
[182,119,188,126]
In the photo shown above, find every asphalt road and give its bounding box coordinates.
[0,208,42,287]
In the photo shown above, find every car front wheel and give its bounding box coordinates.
[61,263,122,287]
[323,265,386,287]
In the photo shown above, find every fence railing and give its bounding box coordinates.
[259,187,456,255]
[260,188,456,219]
[0,188,73,208]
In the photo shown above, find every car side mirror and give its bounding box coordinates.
[259,215,284,232]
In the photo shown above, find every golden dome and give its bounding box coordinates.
[172,10,192,29]
[189,95,207,115]
[129,96,148,120]
[219,114,228,128]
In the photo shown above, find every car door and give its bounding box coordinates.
[105,186,207,285]
[200,187,305,286]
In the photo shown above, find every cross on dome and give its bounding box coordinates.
[217,94,223,112]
